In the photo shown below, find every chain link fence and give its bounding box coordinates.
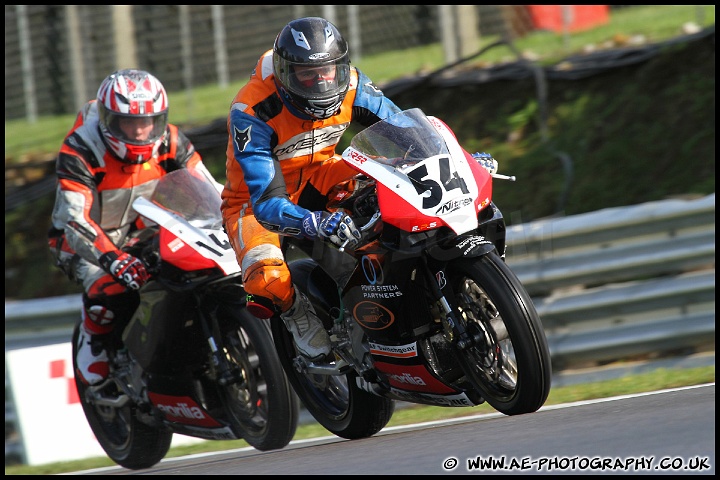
[5,5,532,121]
[7,6,711,124]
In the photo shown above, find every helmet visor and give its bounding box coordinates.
[104,111,168,146]
[281,57,350,100]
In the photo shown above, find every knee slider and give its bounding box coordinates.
[83,305,115,335]
[83,291,139,334]
[245,294,277,320]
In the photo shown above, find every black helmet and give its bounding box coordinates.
[273,17,351,120]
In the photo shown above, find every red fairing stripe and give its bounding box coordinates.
[373,361,457,394]
[375,182,450,232]
[159,228,216,271]
[464,149,494,209]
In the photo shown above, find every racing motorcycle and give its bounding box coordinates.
[271,108,552,440]
[72,168,298,470]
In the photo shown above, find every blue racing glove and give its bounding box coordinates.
[302,211,361,249]
[471,152,498,175]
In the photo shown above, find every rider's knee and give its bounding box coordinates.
[82,291,140,334]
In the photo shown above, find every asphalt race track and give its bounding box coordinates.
[74,384,715,476]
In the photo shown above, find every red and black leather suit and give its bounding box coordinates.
[48,99,218,335]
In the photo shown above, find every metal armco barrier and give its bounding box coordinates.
[502,193,715,369]
[4,193,715,464]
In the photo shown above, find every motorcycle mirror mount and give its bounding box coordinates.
[492,173,517,181]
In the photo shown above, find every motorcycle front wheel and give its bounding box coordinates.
[446,251,552,415]
[216,305,299,450]
[72,324,173,470]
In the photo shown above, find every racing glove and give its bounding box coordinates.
[471,152,498,175]
[98,251,150,290]
[302,211,361,249]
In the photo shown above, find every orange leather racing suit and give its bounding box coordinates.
[222,49,402,314]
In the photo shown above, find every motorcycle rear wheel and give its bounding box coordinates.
[272,319,395,440]
[270,262,394,441]
[446,252,552,415]
[72,325,173,470]
[216,306,299,450]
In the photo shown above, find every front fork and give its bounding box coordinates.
[195,297,246,387]
[421,255,484,351]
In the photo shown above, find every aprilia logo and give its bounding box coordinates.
[148,392,222,427]
[155,402,206,420]
[389,372,426,386]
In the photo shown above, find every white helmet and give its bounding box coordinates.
[96,69,169,164]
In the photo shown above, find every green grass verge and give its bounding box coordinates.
[5,364,714,475]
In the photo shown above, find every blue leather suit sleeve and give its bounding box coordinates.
[229,108,311,237]
[352,69,403,125]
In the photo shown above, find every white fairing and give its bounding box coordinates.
[132,169,241,275]
[425,116,481,234]
[342,109,482,235]
[133,199,240,275]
